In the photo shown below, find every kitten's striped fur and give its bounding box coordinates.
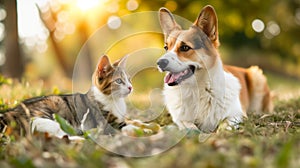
[0,55,132,138]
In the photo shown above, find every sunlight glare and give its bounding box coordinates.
[17,0,49,42]
[107,2,119,13]
[77,0,100,11]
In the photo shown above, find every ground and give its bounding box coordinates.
[0,74,299,168]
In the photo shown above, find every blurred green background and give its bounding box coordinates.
[0,1,300,167]
[0,0,299,100]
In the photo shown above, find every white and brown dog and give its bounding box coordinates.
[157,5,273,132]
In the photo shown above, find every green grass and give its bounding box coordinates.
[0,75,300,168]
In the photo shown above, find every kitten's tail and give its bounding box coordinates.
[0,113,6,133]
[0,109,31,135]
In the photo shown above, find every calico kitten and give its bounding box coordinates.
[0,55,133,138]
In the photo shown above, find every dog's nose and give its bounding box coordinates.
[157,59,169,69]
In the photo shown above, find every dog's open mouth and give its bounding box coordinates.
[164,65,195,86]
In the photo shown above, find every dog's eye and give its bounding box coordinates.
[115,78,124,84]
[164,45,168,51]
[180,45,192,52]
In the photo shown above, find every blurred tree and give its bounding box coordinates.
[2,0,24,79]
[2,0,297,81]
[37,5,73,77]
[37,2,94,78]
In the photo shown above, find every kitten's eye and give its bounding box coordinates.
[180,45,192,52]
[115,78,124,84]
[164,45,168,51]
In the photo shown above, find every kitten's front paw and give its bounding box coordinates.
[121,124,141,136]
[121,120,161,137]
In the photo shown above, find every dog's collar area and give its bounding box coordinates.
[165,65,195,86]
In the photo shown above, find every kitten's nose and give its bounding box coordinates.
[128,86,132,92]
[157,59,169,70]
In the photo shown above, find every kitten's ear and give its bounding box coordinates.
[194,5,219,47]
[113,55,128,69]
[96,55,112,77]
[159,7,181,36]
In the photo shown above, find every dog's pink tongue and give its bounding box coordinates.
[164,73,182,84]
[164,73,172,84]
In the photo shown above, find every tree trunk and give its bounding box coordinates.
[2,0,24,79]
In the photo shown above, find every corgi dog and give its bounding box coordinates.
[157,5,273,132]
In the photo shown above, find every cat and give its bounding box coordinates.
[0,55,133,138]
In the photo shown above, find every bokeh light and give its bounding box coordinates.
[264,21,281,39]
[0,8,7,21]
[252,19,265,33]
[0,23,5,41]
[107,16,121,29]
[126,0,139,11]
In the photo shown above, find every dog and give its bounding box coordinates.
[157,5,273,132]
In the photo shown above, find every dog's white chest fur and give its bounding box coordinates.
[163,68,244,132]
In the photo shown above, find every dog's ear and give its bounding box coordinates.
[159,8,181,36]
[194,5,219,47]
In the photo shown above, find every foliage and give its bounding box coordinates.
[0,75,12,86]
[53,114,77,136]
[0,75,299,167]
[0,99,299,167]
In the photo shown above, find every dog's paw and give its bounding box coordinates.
[217,119,240,132]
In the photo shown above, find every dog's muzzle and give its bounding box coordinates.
[157,53,195,86]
